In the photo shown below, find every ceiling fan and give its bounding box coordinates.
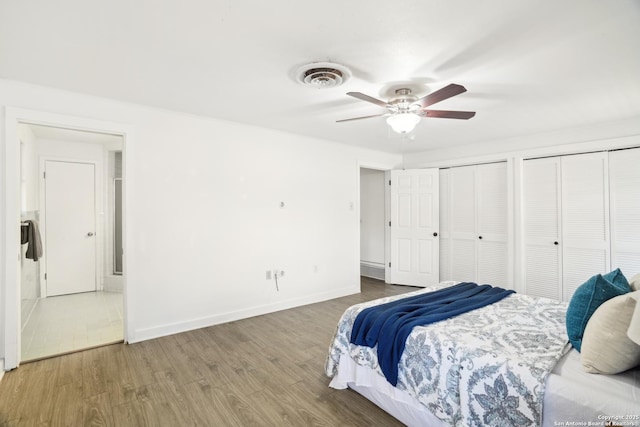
[337,83,475,134]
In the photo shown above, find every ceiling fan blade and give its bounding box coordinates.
[346,92,389,108]
[416,84,467,108]
[336,113,387,123]
[422,110,476,119]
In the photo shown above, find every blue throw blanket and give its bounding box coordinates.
[350,282,515,386]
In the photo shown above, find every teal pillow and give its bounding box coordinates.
[566,273,629,352]
[602,268,632,292]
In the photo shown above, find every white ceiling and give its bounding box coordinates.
[1,0,639,154]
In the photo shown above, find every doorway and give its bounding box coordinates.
[4,108,133,370]
[18,123,124,362]
[359,166,441,288]
[359,168,386,281]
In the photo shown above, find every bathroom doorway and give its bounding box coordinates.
[19,123,124,361]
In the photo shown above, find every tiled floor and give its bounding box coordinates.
[21,291,123,361]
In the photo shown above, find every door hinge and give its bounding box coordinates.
[389,221,391,226]
[388,179,391,186]
[45,273,47,280]
[388,262,391,267]
[43,171,46,179]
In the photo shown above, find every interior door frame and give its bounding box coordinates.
[3,107,135,370]
[39,157,100,298]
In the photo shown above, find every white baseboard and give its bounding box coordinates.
[128,285,360,343]
[360,261,385,281]
[103,275,123,293]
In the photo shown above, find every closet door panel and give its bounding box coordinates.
[477,163,507,239]
[450,166,478,281]
[439,238,452,281]
[451,239,476,282]
[563,248,609,301]
[439,169,451,235]
[439,169,452,281]
[609,148,640,278]
[525,245,561,300]
[523,157,562,298]
[523,159,561,241]
[450,166,476,235]
[562,153,609,243]
[561,152,610,298]
[477,163,508,286]
[477,240,508,286]
[442,163,508,284]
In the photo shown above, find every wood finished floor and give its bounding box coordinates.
[0,277,419,426]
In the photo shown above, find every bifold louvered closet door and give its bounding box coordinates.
[439,162,508,287]
[523,148,640,301]
[609,149,640,278]
[522,156,563,300]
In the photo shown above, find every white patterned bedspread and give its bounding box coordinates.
[325,283,569,427]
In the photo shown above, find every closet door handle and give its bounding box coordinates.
[553,241,558,245]
[433,232,438,237]
[87,232,94,237]
[478,236,483,239]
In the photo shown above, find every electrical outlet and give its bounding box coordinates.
[266,270,272,280]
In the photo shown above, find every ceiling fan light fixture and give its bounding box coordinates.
[386,113,420,134]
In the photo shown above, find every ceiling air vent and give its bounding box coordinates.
[295,62,351,89]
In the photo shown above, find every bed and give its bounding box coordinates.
[325,281,640,427]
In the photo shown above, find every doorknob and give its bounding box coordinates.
[87,232,94,237]
[433,232,438,237]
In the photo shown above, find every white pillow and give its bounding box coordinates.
[630,273,640,291]
[581,291,640,374]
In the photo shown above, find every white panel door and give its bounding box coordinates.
[45,160,96,296]
[523,157,562,299]
[389,169,439,286]
[609,148,640,278]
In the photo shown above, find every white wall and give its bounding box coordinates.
[360,168,385,268]
[0,79,402,360]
